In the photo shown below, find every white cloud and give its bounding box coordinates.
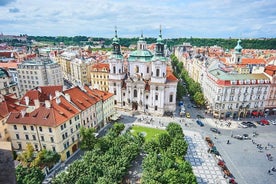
[0,0,275,38]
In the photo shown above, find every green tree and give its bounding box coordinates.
[143,140,160,154]
[166,123,184,139]
[157,133,171,151]
[169,138,188,157]
[16,165,44,184]
[80,127,97,151]
[16,143,34,167]
[193,91,205,106]
[31,149,60,168]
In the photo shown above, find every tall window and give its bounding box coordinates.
[113,66,116,73]
[134,89,137,97]
[169,94,173,102]
[135,66,139,73]
[155,94,158,100]
[147,67,149,73]
[156,69,160,77]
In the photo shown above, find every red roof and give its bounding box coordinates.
[241,58,266,65]
[0,95,25,119]
[84,85,113,101]
[91,63,110,72]
[166,67,178,82]
[264,65,276,77]
[20,85,63,105]
[7,96,80,127]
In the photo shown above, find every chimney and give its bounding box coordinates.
[56,97,61,104]
[24,96,30,106]
[45,100,51,108]
[21,109,26,117]
[55,90,60,98]
[34,99,40,109]
[65,93,71,102]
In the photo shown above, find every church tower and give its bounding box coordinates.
[108,27,125,108]
[232,39,243,64]
[151,26,167,84]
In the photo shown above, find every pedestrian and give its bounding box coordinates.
[227,140,230,144]
[272,166,276,172]
[268,169,271,174]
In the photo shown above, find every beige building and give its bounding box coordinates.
[70,58,94,86]
[17,58,63,96]
[6,96,81,161]
[91,63,110,91]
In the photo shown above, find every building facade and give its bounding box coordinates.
[17,58,63,96]
[91,63,110,91]
[0,68,19,97]
[108,29,177,116]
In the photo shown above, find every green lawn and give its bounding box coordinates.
[131,125,167,142]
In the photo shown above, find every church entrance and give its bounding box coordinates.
[132,102,138,110]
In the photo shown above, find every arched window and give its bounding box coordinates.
[156,69,160,77]
[113,66,116,73]
[135,66,139,73]
[134,89,137,97]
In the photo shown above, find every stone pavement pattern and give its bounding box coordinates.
[184,131,228,184]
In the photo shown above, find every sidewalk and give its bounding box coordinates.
[184,131,228,184]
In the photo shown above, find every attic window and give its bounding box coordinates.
[33,112,39,118]
[77,99,83,104]
[44,113,50,119]
[15,114,20,118]
[59,111,64,115]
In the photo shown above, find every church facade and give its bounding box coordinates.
[108,29,178,116]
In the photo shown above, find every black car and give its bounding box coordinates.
[196,114,205,119]
[245,121,257,128]
[210,128,221,134]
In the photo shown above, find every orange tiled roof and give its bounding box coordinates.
[241,58,266,65]
[20,85,63,105]
[7,96,80,127]
[64,86,97,110]
[264,65,276,77]
[0,62,19,68]
[166,67,178,82]
[91,63,110,72]
[84,86,113,101]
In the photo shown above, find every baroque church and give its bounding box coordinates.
[108,29,178,116]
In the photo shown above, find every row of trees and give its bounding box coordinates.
[52,123,141,183]
[171,55,205,106]
[3,35,275,49]
[141,123,196,183]
[15,143,60,184]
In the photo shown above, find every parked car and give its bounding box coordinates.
[268,119,276,125]
[210,128,221,134]
[197,114,205,119]
[196,120,204,127]
[239,122,248,128]
[245,121,257,128]
[186,112,191,118]
[260,119,270,125]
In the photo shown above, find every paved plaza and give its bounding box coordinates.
[184,131,228,184]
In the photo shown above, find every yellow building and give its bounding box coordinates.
[6,96,81,161]
[90,63,110,92]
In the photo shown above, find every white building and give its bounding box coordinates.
[108,29,178,116]
[17,57,63,96]
[203,60,270,119]
[0,68,19,97]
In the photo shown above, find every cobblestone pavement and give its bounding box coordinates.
[184,131,228,184]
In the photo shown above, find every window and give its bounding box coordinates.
[155,106,158,110]
[50,137,54,143]
[71,128,73,133]
[146,95,148,99]
[16,134,20,139]
[156,69,160,77]
[155,94,158,100]
[18,143,22,149]
[32,135,36,140]
[52,146,56,152]
[49,128,52,133]
[41,136,44,141]
[14,125,17,130]
[34,144,38,151]
[169,94,173,102]
[123,101,125,106]
[69,120,72,125]
[43,145,46,149]
[30,125,34,131]
[156,86,158,91]
[135,66,139,73]
[114,89,117,95]
[113,66,116,73]
[147,67,149,73]
[146,105,148,109]
[114,100,117,105]
[23,125,27,131]
[25,135,29,140]
[134,89,137,97]
[39,126,42,132]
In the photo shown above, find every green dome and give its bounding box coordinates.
[234,39,242,53]
[128,49,153,62]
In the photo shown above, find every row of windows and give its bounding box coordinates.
[18,70,38,75]
[92,75,109,79]
[16,133,54,143]
[16,142,56,152]
[14,125,52,133]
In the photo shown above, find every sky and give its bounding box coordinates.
[0,0,276,38]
